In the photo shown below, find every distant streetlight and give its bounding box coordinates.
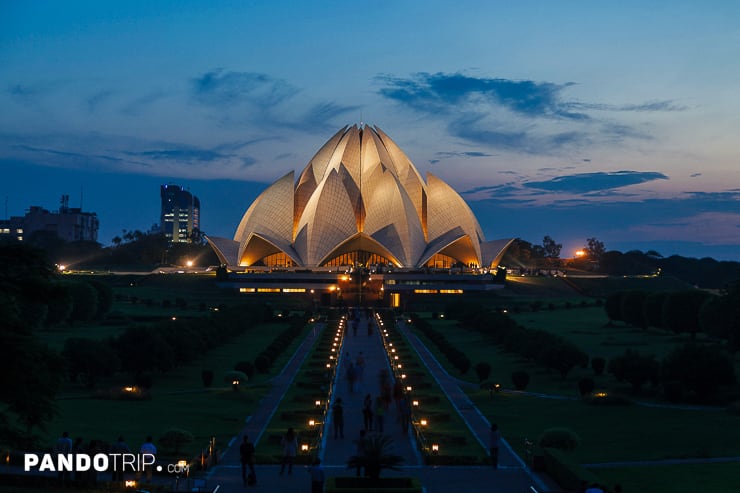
[186,260,194,267]
[575,250,586,258]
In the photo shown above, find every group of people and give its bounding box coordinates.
[52,432,157,487]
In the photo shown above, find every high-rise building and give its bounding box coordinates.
[0,195,99,243]
[160,184,200,243]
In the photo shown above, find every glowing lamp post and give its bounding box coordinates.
[431,443,439,454]
[420,419,428,426]
[301,444,309,453]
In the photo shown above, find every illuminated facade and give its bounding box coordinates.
[160,185,200,243]
[208,124,513,269]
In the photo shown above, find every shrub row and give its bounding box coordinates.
[62,302,274,387]
[409,314,471,375]
[254,317,308,373]
[446,303,588,380]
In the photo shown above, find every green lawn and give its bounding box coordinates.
[592,462,740,493]
[511,306,698,361]
[408,308,740,491]
[469,390,740,463]
[42,321,309,460]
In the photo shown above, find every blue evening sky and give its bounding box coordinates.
[2,1,739,260]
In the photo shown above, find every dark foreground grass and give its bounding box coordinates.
[469,390,740,463]
[592,462,740,493]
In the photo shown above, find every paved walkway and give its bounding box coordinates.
[202,313,556,492]
[321,310,421,468]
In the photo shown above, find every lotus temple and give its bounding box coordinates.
[207,124,514,306]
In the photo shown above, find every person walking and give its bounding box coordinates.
[308,458,325,493]
[374,395,385,433]
[490,423,501,468]
[332,398,345,439]
[280,428,298,475]
[362,394,374,432]
[139,436,157,481]
[239,435,256,485]
[109,436,130,483]
[346,362,357,394]
[53,431,73,487]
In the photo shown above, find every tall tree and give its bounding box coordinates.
[585,238,606,261]
[542,236,562,259]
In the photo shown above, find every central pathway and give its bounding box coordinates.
[321,309,421,468]
[202,311,555,493]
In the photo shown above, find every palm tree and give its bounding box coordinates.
[347,434,404,482]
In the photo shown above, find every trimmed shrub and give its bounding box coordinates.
[235,361,256,380]
[511,371,530,390]
[591,357,606,376]
[159,428,194,455]
[538,427,579,452]
[608,350,660,393]
[662,344,736,402]
[577,378,595,397]
[474,362,491,383]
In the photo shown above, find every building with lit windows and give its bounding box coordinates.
[0,195,98,243]
[208,124,512,269]
[160,185,200,243]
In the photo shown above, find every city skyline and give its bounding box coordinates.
[2,1,739,260]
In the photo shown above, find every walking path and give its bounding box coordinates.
[204,312,553,492]
[321,310,421,467]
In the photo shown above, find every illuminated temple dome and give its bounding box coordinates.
[207,124,513,269]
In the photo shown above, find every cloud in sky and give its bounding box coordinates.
[523,171,669,193]
[192,69,299,108]
[376,72,679,154]
[190,69,360,132]
[430,149,495,163]
[377,72,585,119]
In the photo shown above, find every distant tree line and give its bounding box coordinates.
[605,282,740,350]
[502,236,740,288]
[442,296,737,404]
